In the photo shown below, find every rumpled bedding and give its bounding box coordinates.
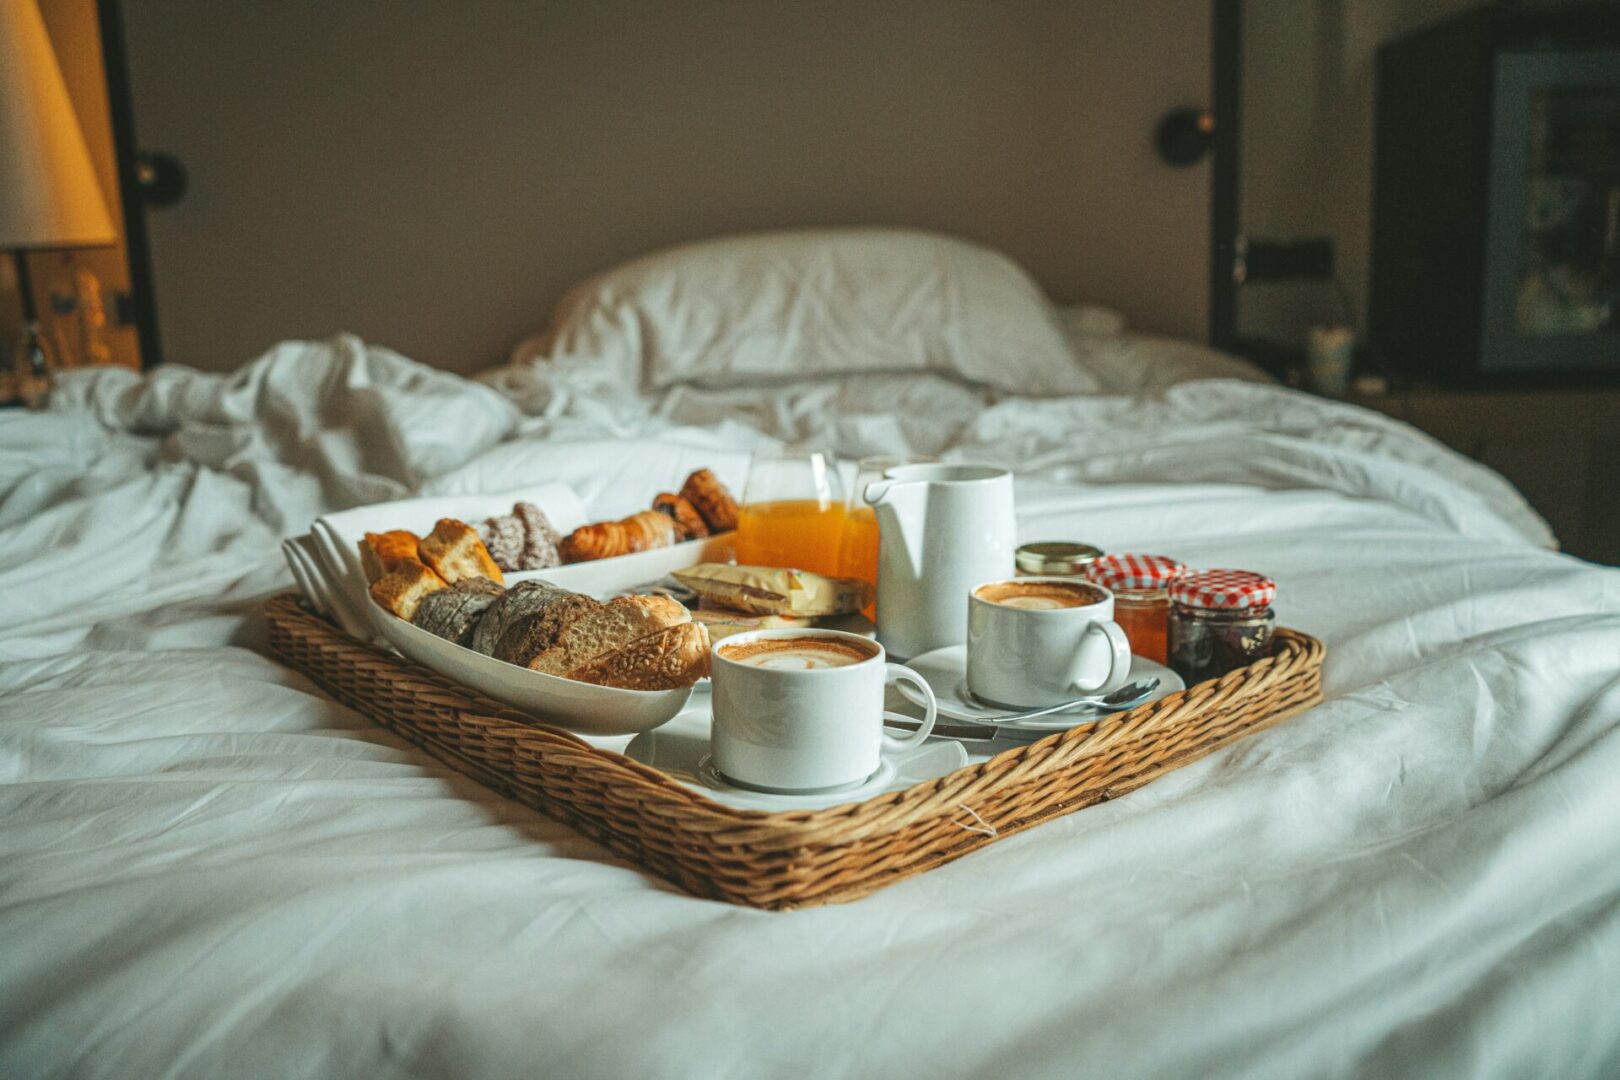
[4,334,1618,1079]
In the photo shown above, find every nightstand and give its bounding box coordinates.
[1343,387,1620,566]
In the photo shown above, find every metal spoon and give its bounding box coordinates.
[966,677,1160,724]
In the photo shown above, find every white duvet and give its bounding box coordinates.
[4,335,1618,1079]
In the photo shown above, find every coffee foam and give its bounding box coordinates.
[975,579,1104,610]
[719,635,877,671]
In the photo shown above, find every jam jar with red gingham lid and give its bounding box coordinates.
[1085,554,1186,664]
[1167,569,1277,683]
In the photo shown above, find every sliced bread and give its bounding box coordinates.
[369,561,447,620]
[359,529,425,584]
[526,595,691,676]
[419,518,504,586]
[566,621,710,690]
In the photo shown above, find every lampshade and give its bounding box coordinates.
[0,0,117,249]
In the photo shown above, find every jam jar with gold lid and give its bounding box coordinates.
[1015,542,1103,577]
[1167,569,1277,684]
[1085,554,1185,664]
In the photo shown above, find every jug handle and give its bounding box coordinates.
[863,477,921,505]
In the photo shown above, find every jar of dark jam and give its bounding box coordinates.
[1167,570,1277,684]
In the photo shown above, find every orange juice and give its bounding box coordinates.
[838,505,881,620]
[736,499,847,576]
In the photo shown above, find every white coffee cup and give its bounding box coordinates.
[966,577,1132,707]
[710,628,939,793]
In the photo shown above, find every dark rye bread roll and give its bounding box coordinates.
[470,581,584,657]
[493,592,601,666]
[411,577,504,646]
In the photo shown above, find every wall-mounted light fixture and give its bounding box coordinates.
[1155,108,1215,166]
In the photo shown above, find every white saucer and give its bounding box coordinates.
[623,712,967,811]
[897,646,1183,732]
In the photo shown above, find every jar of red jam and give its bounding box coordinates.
[1085,554,1185,664]
[1167,570,1277,684]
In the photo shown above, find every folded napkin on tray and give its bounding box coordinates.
[283,483,588,639]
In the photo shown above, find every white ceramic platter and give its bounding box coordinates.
[510,533,735,597]
[369,604,692,736]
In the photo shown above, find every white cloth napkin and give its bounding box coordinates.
[282,483,588,639]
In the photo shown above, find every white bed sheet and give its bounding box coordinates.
[4,335,1619,1079]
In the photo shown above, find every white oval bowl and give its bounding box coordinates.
[507,532,734,595]
[370,605,693,736]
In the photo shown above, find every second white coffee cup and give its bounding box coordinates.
[710,628,938,793]
[967,576,1132,707]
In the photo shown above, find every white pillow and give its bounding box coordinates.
[514,229,1097,396]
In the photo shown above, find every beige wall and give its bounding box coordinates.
[121,1,1212,373]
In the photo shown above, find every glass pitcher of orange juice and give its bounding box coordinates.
[735,449,847,576]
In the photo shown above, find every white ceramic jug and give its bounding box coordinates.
[863,463,1016,659]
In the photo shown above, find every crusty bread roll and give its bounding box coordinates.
[359,530,426,584]
[526,595,691,676]
[419,518,504,586]
[566,621,710,690]
[369,561,447,620]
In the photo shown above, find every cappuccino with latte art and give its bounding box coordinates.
[717,635,877,671]
[974,579,1105,610]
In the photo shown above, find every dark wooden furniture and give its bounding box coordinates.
[1370,4,1620,387]
[1347,387,1620,566]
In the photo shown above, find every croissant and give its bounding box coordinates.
[560,510,678,563]
[679,469,739,532]
[651,492,710,540]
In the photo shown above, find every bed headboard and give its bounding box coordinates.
[121,1,1211,373]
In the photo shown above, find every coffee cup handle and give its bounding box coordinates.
[882,664,937,751]
[1066,621,1132,695]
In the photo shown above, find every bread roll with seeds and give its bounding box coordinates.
[526,595,691,676]
[566,622,710,690]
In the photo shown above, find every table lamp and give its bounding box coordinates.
[0,0,117,399]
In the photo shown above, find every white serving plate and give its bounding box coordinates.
[898,646,1184,732]
[622,706,969,811]
[510,532,735,597]
[369,604,693,736]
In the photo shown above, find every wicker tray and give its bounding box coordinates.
[265,594,1324,909]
